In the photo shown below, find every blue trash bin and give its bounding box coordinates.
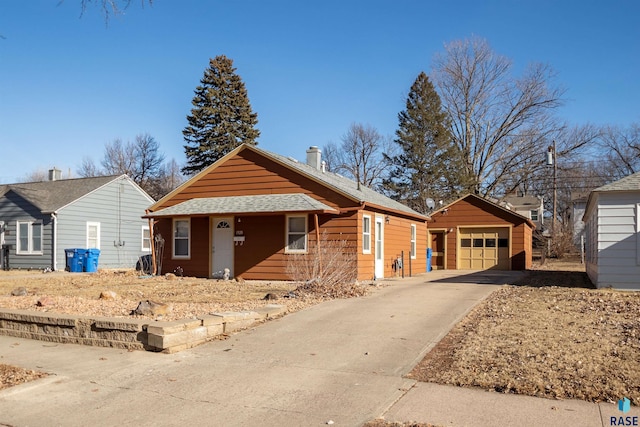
[84,248,101,273]
[427,248,433,272]
[65,249,85,273]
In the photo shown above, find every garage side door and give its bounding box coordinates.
[459,228,510,270]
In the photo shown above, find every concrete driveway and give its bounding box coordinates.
[0,270,519,427]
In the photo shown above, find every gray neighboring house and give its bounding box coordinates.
[0,171,154,271]
[583,171,640,290]
[502,194,545,231]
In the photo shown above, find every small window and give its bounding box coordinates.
[530,209,539,221]
[173,218,190,258]
[410,224,417,259]
[461,238,471,248]
[362,215,371,254]
[142,226,151,251]
[86,222,100,249]
[485,238,496,248]
[17,220,43,255]
[473,238,484,248]
[286,215,307,253]
[498,238,509,248]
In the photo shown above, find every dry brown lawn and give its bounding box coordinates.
[408,256,640,406]
[3,258,640,412]
[0,269,315,321]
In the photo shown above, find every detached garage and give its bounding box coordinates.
[427,194,535,270]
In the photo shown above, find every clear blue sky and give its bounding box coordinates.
[1,0,638,183]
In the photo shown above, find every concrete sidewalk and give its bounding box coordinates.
[0,270,632,426]
[382,381,639,427]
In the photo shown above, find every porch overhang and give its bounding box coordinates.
[143,193,339,218]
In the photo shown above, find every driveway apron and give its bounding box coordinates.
[0,271,519,427]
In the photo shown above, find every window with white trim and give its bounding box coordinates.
[530,209,539,221]
[86,222,100,249]
[17,221,42,254]
[362,215,371,254]
[285,215,307,253]
[173,218,190,258]
[142,226,151,252]
[410,224,417,259]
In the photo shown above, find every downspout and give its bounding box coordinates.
[51,212,58,271]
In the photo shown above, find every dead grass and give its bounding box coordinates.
[408,257,640,405]
[0,269,314,321]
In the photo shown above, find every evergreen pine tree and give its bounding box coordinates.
[182,55,260,175]
[384,72,470,213]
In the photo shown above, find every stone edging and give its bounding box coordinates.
[0,305,286,353]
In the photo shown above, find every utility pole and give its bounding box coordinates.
[547,141,557,249]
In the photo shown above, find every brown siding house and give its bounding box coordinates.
[426,194,534,271]
[145,144,428,281]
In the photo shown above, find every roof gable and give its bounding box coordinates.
[151,144,426,220]
[432,194,535,228]
[502,195,542,208]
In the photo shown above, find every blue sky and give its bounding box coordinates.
[1,0,638,183]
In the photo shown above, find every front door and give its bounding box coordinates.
[374,216,384,279]
[431,231,445,269]
[212,218,234,277]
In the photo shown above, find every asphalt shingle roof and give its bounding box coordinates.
[592,171,640,192]
[503,195,542,207]
[146,193,338,217]
[254,146,426,219]
[0,175,121,212]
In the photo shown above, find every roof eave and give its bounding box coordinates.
[144,208,339,219]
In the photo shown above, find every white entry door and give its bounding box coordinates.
[374,216,384,279]
[212,218,234,277]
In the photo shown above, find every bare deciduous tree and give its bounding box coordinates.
[432,36,566,196]
[21,169,50,183]
[76,0,153,21]
[145,158,185,200]
[598,123,640,179]
[101,134,165,189]
[77,133,182,200]
[323,123,393,189]
[77,157,101,178]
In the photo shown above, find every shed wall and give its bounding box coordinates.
[589,192,640,289]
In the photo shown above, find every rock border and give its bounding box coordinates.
[0,305,286,353]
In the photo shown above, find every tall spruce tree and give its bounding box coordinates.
[383,72,470,213]
[182,55,260,175]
